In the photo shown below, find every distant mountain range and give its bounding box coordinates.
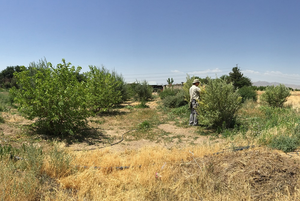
[252,81,300,89]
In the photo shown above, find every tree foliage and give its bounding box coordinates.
[228,67,252,89]
[0,66,24,88]
[85,66,123,112]
[167,78,174,86]
[196,78,242,128]
[260,84,291,108]
[10,59,91,136]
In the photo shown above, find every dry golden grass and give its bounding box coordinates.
[38,142,300,201]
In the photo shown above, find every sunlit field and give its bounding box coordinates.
[1,90,300,200]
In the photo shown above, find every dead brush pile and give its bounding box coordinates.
[181,149,300,200]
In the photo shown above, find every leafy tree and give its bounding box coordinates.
[111,70,129,102]
[196,78,242,128]
[0,66,24,88]
[260,84,291,108]
[229,67,252,89]
[10,59,91,136]
[220,75,230,84]
[85,66,122,112]
[167,78,174,86]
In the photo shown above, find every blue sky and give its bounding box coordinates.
[1,0,300,85]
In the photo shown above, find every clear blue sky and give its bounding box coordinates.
[1,0,300,85]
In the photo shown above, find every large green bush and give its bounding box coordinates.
[238,86,257,103]
[162,89,186,108]
[260,84,291,107]
[10,59,92,136]
[159,88,178,100]
[196,78,242,128]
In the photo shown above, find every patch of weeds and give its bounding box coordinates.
[0,115,4,123]
[269,135,299,153]
[90,119,105,124]
[193,136,199,140]
[196,128,215,136]
[47,146,73,178]
[163,136,174,143]
[209,136,217,141]
[125,105,134,110]
[138,120,151,131]
[134,101,149,108]
[159,130,171,137]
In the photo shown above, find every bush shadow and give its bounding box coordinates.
[25,124,111,145]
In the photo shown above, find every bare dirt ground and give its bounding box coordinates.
[67,99,212,152]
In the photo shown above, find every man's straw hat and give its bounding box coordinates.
[192,79,200,84]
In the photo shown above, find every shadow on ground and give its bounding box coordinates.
[26,125,110,145]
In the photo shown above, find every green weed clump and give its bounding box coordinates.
[269,135,299,153]
[138,120,151,130]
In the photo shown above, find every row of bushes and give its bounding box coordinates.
[9,59,153,136]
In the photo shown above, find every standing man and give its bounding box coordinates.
[189,79,201,126]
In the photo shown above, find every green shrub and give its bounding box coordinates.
[162,90,186,108]
[127,81,153,102]
[85,66,122,112]
[238,86,257,103]
[10,59,92,136]
[196,78,242,128]
[159,88,178,99]
[260,84,291,108]
[269,135,299,153]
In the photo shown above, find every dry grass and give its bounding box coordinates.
[35,143,300,201]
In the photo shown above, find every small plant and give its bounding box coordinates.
[260,84,291,108]
[138,120,151,130]
[269,135,299,153]
[134,101,149,108]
